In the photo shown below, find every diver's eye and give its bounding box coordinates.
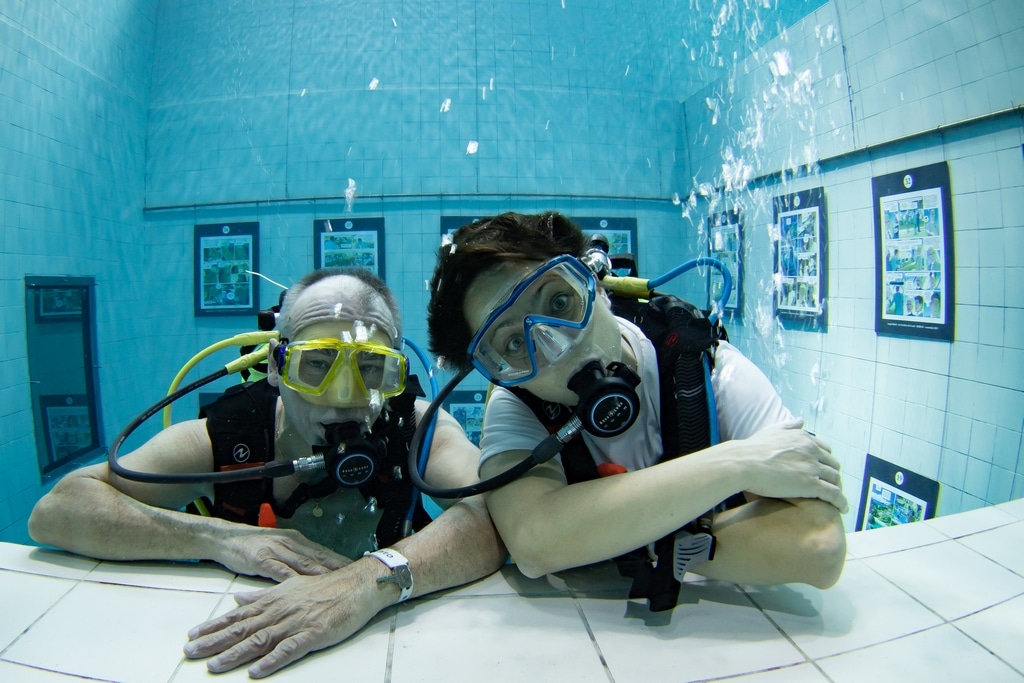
[503,334,526,357]
[296,349,339,384]
[356,354,386,387]
[548,292,572,317]
[306,358,333,372]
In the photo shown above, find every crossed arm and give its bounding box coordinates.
[480,423,847,588]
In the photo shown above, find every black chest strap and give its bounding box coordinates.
[511,293,732,611]
[201,380,277,525]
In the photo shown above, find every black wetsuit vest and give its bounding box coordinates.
[197,378,431,549]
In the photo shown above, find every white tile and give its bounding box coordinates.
[817,624,1023,682]
[0,570,75,651]
[844,519,948,558]
[957,521,1024,575]
[85,559,236,593]
[581,582,804,683]
[996,497,1024,520]
[926,504,1019,538]
[391,596,607,683]
[747,560,943,659]
[727,662,831,683]
[862,539,1024,620]
[0,543,97,579]
[3,581,223,683]
[0,662,92,682]
[170,608,394,682]
[954,594,1024,674]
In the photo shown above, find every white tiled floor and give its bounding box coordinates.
[1,500,1022,682]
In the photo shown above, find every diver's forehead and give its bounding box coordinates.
[463,261,543,332]
[289,276,397,344]
[292,320,392,345]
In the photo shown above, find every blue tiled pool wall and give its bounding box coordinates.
[1,0,1022,542]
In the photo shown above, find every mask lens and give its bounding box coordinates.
[288,346,341,392]
[282,341,407,398]
[469,257,595,385]
[354,349,406,396]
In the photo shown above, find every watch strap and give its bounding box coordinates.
[364,548,413,602]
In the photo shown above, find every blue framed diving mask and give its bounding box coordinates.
[467,255,597,386]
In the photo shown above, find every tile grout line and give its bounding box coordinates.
[802,559,1023,673]
[947,589,1024,679]
[736,584,838,683]
[383,607,398,683]
[0,567,81,661]
[569,593,617,683]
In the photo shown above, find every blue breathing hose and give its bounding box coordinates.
[406,255,735,505]
[401,336,440,523]
[647,256,732,324]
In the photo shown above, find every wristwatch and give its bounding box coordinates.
[364,548,414,603]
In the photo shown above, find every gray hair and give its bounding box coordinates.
[278,267,402,345]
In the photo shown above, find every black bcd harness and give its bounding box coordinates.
[511,292,741,611]
[194,377,431,549]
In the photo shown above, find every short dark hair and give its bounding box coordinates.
[427,211,587,372]
[279,267,402,342]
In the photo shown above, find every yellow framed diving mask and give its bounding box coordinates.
[274,339,407,400]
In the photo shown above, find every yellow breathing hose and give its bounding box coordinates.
[600,274,653,299]
[178,274,647,515]
[161,331,280,428]
[161,330,280,517]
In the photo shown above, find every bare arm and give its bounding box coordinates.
[386,403,507,597]
[28,420,350,579]
[185,403,506,678]
[694,496,846,588]
[481,424,846,580]
[29,420,225,561]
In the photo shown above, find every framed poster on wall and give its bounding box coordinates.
[40,394,96,467]
[314,218,386,279]
[574,216,638,277]
[872,162,954,340]
[856,454,940,530]
[773,188,828,330]
[707,209,742,313]
[194,222,259,317]
[35,287,85,323]
[443,390,487,448]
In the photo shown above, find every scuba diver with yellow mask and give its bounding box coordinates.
[29,267,505,678]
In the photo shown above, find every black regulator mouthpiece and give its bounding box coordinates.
[316,422,387,488]
[567,360,641,438]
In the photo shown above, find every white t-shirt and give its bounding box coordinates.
[479,317,794,473]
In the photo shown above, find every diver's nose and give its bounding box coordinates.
[323,365,362,404]
[532,323,580,364]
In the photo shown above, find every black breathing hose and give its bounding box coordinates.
[406,368,573,499]
[107,368,296,484]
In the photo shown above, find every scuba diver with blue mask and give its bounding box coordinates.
[29,267,505,678]
[423,211,849,612]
